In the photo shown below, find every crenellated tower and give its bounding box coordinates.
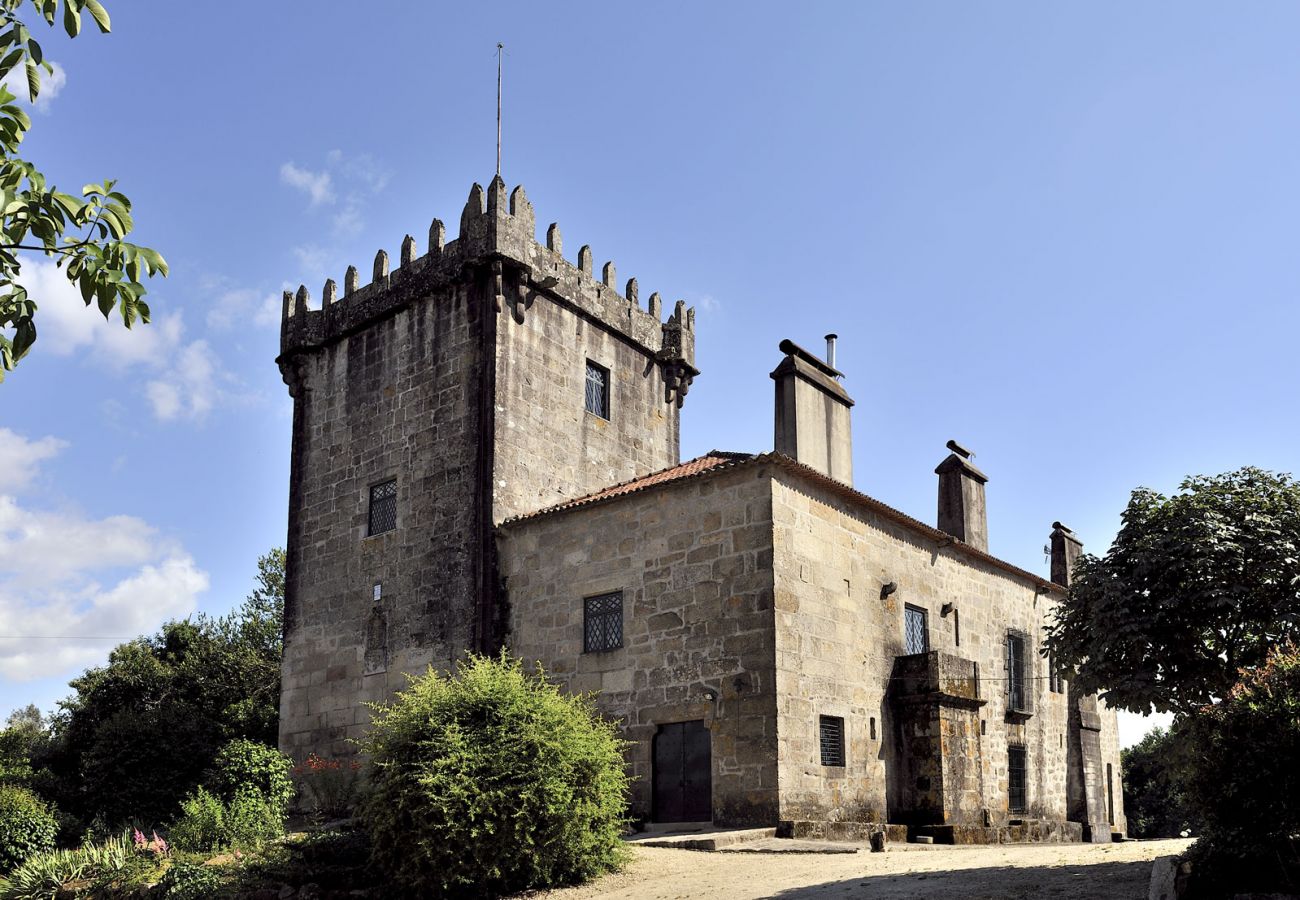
[276,177,698,760]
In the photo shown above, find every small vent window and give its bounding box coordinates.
[819,715,845,767]
[1008,745,1028,812]
[583,592,623,653]
[368,479,397,536]
[904,605,929,655]
[585,361,610,419]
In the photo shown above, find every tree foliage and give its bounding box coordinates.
[0,0,167,380]
[40,550,284,830]
[1045,467,1300,716]
[1181,643,1300,896]
[360,653,631,898]
[1120,726,1198,839]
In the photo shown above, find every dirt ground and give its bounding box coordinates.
[535,838,1193,900]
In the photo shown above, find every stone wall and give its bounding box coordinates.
[498,465,779,826]
[278,279,487,762]
[769,471,1074,827]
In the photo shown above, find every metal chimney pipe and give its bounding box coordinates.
[825,333,838,370]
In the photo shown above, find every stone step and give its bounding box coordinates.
[632,826,778,851]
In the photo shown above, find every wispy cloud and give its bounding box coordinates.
[279,161,334,207]
[205,287,281,332]
[18,259,242,423]
[0,435,208,682]
[0,429,66,493]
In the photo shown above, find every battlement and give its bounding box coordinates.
[278,177,696,384]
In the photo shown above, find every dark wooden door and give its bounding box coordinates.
[652,720,712,822]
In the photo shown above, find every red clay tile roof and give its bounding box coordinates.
[501,451,754,523]
[499,450,1062,594]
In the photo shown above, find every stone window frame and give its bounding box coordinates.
[365,477,398,538]
[1005,628,1034,716]
[584,359,611,420]
[582,590,624,653]
[903,604,929,655]
[1007,743,1028,813]
[818,714,846,768]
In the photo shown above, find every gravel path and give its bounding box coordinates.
[533,838,1193,900]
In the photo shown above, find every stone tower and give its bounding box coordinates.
[275,177,698,760]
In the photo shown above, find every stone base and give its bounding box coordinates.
[777,820,909,843]
[913,819,1084,845]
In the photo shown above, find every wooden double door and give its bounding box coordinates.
[652,720,712,823]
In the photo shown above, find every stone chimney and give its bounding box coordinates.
[1050,522,1083,586]
[935,440,988,552]
[770,338,854,485]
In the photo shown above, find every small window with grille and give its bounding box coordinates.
[367,479,397,536]
[904,605,929,655]
[585,360,610,419]
[1008,745,1028,812]
[819,715,846,767]
[583,592,623,653]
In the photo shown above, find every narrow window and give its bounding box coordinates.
[819,715,845,767]
[904,605,929,655]
[1107,763,1115,826]
[368,479,397,536]
[954,607,961,647]
[1008,746,1027,812]
[869,717,877,741]
[585,360,610,419]
[583,591,623,653]
[1006,631,1030,713]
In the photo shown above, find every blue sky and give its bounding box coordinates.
[3,3,1298,747]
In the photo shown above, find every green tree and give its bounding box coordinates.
[1044,467,1300,716]
[0,0,166,380]
[1120,726,1197,839]
[44,550,285,829]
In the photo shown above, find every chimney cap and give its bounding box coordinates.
[777,338,844,379]
[946,439,974,459]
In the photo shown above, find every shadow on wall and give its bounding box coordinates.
[767,860,1154,900]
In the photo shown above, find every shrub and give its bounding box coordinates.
[1121,726,1198,838]
[170,786,284,852]
[211,739,294,814]
[1182,643,1300,896]
[360,652,630,898]
[156,859,226,900]
[0,785,56,873]
[0,831,150,900]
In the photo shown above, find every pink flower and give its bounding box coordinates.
[151,831,169,857]
[133,828,146,850]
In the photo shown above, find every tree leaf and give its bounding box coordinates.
[82,0,110,33]
[25,37,41,66]
[63,0,82,38]
[24,60,37,104]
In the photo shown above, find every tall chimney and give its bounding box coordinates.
[1050,522,1083,586]
[771,338,854,485]
[825,333,838,371]
[935,439,989,551]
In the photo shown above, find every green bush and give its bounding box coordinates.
[360,653,630,898]
[211,739,294,814]
[157,859,226,900]
[1121,726,1198,838]
[0,785,56,873]
[1182,643,1300,897]
[0,831,147,900]
[170,786,283,852]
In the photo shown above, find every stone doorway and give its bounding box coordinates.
[652,720,712,823]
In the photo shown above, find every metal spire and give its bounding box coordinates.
[496,42,504,177]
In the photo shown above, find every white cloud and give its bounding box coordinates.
[18,259,238,422]
[0,429,66,493]
[1,60,66,113]
[0,438,208,681]
[280,161,334,207]
[206,287,281,332]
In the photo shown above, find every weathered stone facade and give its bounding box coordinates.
[277,178,1124,841]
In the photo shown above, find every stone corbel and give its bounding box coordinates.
[661,359,697,408]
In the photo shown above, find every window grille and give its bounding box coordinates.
[1008,745,1027,812]
[1006,631,1030,713]
[583,592,623,653]
[904,605,928,655]
[368,479,397,536]
[585,361,610,419]
[819,715,845,767]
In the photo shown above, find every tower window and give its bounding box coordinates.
[904,605,929,655]
[1008,745,1027,812]
[585,360,610,419]
[819,715,845,767]
[583,592,623,653]
[368,479,397,536]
